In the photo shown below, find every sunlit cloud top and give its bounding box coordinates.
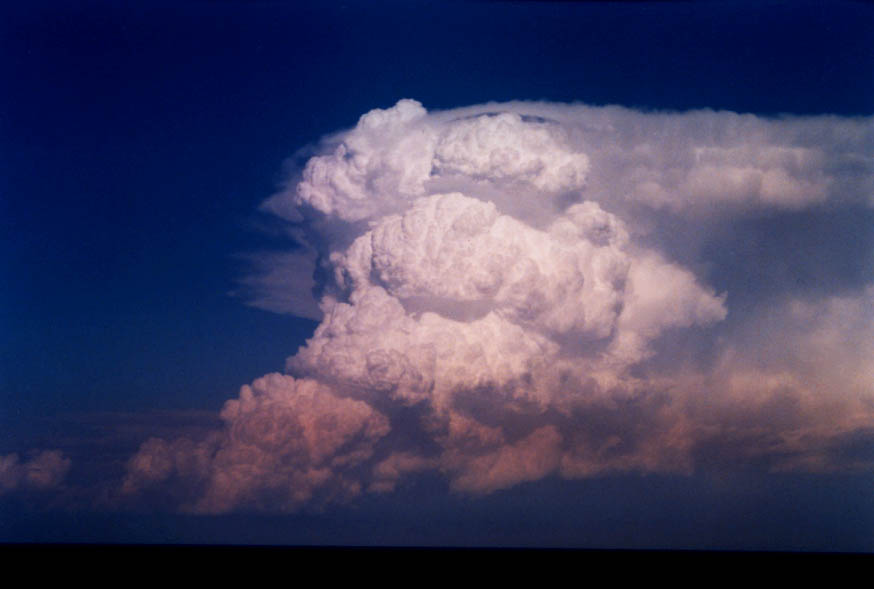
[122,99,874,513]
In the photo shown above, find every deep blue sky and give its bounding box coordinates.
[2,1,873,548]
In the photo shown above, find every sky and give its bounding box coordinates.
[1,0,874,550]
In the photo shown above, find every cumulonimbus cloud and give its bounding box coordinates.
[126,100,874,512]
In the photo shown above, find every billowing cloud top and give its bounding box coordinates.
[264,100,873,225]
[268,100,592,224]
[128,100,874,513]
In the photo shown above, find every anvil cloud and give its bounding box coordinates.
[124,100,874,512]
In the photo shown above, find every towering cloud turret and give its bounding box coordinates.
[125,100,874,512]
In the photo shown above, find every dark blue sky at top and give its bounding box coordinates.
[2,0,872,417]
[1,1,873,548]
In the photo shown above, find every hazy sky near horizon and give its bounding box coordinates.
[2,1,874,549]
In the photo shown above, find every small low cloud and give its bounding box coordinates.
[0,450,71,496]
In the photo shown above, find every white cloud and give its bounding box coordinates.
[432,111,589,193]
[266,99,436,223]
[127,99,874,511]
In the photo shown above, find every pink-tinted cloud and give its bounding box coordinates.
[127,99,874,512]
[123,374,388,512]
[0,450,71,495]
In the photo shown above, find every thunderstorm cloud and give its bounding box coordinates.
[124,100,874,512]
